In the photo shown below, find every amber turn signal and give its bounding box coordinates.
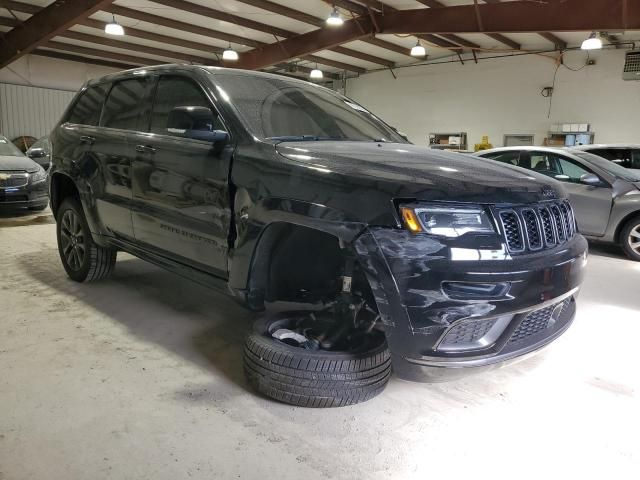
[400,207,423,233]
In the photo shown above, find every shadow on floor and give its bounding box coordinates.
[18,248,255,392]
[587,242,627,260]
[0,206,54,227]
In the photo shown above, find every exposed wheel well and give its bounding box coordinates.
[50,173,79,218]
[247,223,373,309]
[614,212,640,244]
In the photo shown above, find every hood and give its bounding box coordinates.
[276,142,565,204]
[0,154,40,173]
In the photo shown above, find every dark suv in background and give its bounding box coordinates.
[48,65,587,407]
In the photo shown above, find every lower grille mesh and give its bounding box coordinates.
[509,298,571,344]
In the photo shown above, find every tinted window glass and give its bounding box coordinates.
[101,78,149,130]
[632,149,640,169]
[211,73,406,143]
[68,84,108,126]
[150,76,221,136]
[527,152,592,183]
[572,151,640,181]
[483,151,520,165]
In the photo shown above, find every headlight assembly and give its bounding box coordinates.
[399,204,496,237]
[29,166,47,184]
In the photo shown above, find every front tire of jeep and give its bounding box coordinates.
[56,198,117,282]
[244,312,391,408]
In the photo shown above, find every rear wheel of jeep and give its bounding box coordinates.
[244,312,391,407]
[56,198,117,282]
[621,217,640,261]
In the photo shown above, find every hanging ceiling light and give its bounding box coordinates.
[581,32,603,50]
[222,44,239,61]
[326,6,344,26]
[105,16,124,36]
[309,66,323,80]
[410,40,426,57]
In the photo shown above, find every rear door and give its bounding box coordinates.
[530,151,613,236]
[129,74,233,277]
[92,76,154,240]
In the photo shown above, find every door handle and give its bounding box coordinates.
[136,144,156,154]
[80,135,95,145]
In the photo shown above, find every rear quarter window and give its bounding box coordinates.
[67,84,109,126]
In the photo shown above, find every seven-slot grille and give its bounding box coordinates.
[498,201,576,254]
[0,171,29,189]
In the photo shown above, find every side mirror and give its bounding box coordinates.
[27,147,46,159]
[580,173,601,185]
[167,106,228,144]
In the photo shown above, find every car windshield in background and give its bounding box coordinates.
[211,73,407,144]
[0,136,25,157]
[572,151,640,182]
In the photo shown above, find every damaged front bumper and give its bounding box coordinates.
[354,227,588,382]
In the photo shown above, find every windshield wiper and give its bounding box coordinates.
[267,135,345,143]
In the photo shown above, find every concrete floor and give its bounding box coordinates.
[0,209,638,480]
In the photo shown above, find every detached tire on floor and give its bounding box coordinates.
[244,314,391,407]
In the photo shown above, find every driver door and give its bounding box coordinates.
[530,151,612,236]
[130,74,233,277]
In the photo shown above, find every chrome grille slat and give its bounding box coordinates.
[497,201,576,254]
[0,171,29,189]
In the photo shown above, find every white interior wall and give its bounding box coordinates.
[0,54,119,91]
[0,55,119,140]
[345,49,640,147]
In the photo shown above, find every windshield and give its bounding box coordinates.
[572,151,640,182]
[0,136,25,157]
[211,73,407,143]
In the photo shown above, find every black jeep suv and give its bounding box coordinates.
[49,65,587,407]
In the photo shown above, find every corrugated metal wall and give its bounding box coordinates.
[0,83,75,140]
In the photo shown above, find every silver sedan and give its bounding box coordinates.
[476,146,640,261]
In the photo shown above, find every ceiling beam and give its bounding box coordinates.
[231,0,409,59]
[330,0,462,52]
[376,1,639,35]
[235,15,375,70]
[58,30,219,66]
[481,0,562,49]
[0,0,116,68]
[105,4,364,72]
[413,0,520,49]
[32,48,137,70]
[149,0,393,67]
[43,41,162,66]
[0,15,19,27]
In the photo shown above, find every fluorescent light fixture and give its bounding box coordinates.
[222,45,239,61]
[326,7,344,26]
[581,32,603,50]
[410,41,426,57]
[105,16,124,36]
[310,67,323,79]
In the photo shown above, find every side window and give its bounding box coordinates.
[482,151,520,165]
[67,84,109,126]
[529,152,559,175]
[101,78,149,130]
[632,149,640,169]
[150,76,221,137]
[556,156,592,183]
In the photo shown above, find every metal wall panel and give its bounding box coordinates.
[0,83,75,141]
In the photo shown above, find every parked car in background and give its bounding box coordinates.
[48,65,587,407]
[477,146,640,261]
[572,144,640,170]
[26,136,53,171]
[0,134,49,210]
